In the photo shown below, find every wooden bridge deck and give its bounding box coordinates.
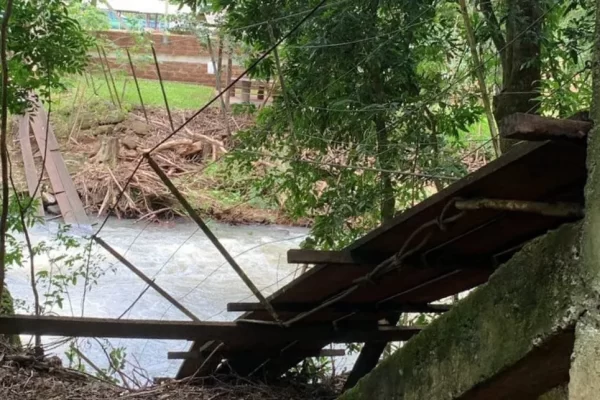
[18,100,90,229]
[177,138,588,379]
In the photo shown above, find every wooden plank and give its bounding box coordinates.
[0,315,422,343]
[168,348,345,360]
[348,141,584,255]
[227,302,451,314]
[287,249,374,265]
[454,199,584,218]
[29,100,60,151]
[29,107,89,227]
[500,112,592,142]
[29,115,64,193]
[17,114,44,217]
[49,149,89,225]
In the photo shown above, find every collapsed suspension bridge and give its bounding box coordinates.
[1,111,591,390]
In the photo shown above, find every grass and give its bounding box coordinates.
[55,74,215,111]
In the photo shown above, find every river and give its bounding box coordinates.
[5,218,356,381]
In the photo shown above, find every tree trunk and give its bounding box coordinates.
[92,136,119,167]
[344,1,397,391]
[375,116,395,223]
[458,0,500,157]
[493,0,543,152]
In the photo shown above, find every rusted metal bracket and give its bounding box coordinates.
[145,154,281,324]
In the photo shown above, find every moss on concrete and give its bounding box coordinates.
[581,0,600,307]
[341,222,585,400]
[539,386,568,400]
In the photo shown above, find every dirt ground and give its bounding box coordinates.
[0,346,341,400]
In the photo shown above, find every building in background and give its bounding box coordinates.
[96,0,217,32]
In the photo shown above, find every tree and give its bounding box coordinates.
[476,0,594,151]
[0,0,93,315]
[186,0,481,249]
[173,0,483,386]
[1,0,92,113]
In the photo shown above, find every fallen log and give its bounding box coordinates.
[142,139,194,154]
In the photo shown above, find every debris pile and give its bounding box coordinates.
[0,343,340,400]
[69,107,253,220]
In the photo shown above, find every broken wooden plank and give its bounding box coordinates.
[168,348,345,360]
[227,302,451,314]
[0,315,422,343]
[500,113,592,142]
[287,249,373,265]
[17,113,44,217]
[29,108,89,227]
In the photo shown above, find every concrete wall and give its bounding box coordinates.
[339,221,587,400]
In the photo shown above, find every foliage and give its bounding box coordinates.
[190,0,483,249]
[538,0,595,116]
[473,0,594,119]
[0,0,93,113]
[67,0,111,32]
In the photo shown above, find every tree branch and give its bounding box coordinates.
[477,0,507,57]
[0,0,14,302]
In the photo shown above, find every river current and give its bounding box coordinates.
[5,218,360,380]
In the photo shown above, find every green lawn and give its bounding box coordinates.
[57,74,215,111]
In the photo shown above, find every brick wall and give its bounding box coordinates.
[97,30,213,58]
[95,30,250,86]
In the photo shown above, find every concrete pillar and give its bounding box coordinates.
[568,315,600,399]
[257,85,265,100]
[241,79,251,103]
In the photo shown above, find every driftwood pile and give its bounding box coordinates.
[70,108,253,220]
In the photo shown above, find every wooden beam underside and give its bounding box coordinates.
[0,315,422,344]
[227,302,452,314]
[287,249,374,265]
[167,348,346,360]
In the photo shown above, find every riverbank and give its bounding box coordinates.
[10,101,306,227]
